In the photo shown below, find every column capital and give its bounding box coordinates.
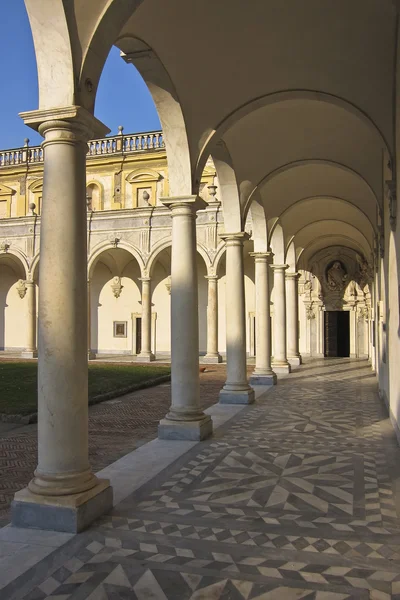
[205,274,218,281]
[160,195,207,213]
[271,263,289,271]
[19,106,110,142]
[286,271,300,279]
[250,252,274,263]
[219,231,250,246]
[24,279,35,287]
[139,277,152,283]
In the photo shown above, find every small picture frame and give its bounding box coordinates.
[114,321,127,338]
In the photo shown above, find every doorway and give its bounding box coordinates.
[324,311,350,357]
[135,317,142,355]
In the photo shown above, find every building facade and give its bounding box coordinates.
[0,133,373,364]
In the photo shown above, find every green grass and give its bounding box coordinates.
[0,362,171,416]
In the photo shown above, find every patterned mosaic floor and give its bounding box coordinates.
[4,358,400,599]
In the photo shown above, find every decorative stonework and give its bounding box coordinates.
[16,279,27,299]
[0,240,10,253]
[326,260,348,291]
[111,276,123,298]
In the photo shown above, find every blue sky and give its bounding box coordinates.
[0,1,160,150]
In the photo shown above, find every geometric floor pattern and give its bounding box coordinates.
[4,358,400,599]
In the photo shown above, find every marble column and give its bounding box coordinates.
[87,280,95,360]
[219,233,255,404]
[202,275,222,363]
[137,277,155,361]
[21,280,37,359]
[12,107,112,533]
[286,271,302,366]
[271,264,291,374]
[158,196,212,440]
[249,253,276,385]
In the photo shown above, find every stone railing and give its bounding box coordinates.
[0,129,164,168]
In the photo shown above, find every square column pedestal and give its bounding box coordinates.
[288,356,302,367]
[12,480,112,533]
[219,387,255,404]
[249,372,277,386]
[21,350,38,359]
[158,415,213,441]
[272,362,292,374]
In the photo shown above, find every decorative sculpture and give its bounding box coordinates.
[111,276,123,298]
[326,261,347,291]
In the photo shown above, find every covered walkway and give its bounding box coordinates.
[2,359,400,598]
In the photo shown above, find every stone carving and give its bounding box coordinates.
[326,261,347,291]
[306,305,315,320]
[111,276,123,298]
[16,279,27,299]
[109,235,121,248]
[0,240,10,253]
[356,254,373,288]
[165,276,171,295]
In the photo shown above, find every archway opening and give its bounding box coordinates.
[324,311,350,358]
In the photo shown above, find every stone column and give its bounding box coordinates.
[158,196,212,440]
[286,271,302,366]
[12,107,112,533]
[202,275,222,363]
[249,253,276,385]
[21,280,37,359]
[271,264,291,374]
[136,277,155,361]
[87,279,95,360]
[219,233,255,404]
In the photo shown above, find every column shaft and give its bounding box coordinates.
[87,280,95,360]
[159,196,212,440]
[137,278,155,361]
[12,108,112,533]
[249,253,276,385]
[272,264,291,374]
[22,280,37,358]
[286,272,302,366]
[219,233,254,404]
[202,276,222,363]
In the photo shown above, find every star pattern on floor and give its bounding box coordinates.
[5,359,400,599]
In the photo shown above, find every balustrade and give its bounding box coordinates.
[0,131,164,168]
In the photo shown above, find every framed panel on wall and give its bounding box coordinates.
[114,321,127,338]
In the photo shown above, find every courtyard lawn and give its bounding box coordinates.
[0,362,171,416]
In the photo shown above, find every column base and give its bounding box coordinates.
[249,372,277,386]
[201,353,223,364]
[135,352,156,362]
[288,355,302,366]
[88,350,96,360]
[158,414,213,441]
[11,479,113,533]
[21,350,37,359]
[219,386,255,404]
[272,362,292,374]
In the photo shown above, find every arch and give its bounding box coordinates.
[211,141,242,232]
[286,240,297,271]
[280,195,377,236]
[30,253,40,282]
[117,36,192,196]
[250,159,381,214]
[269,221,286,264]
[247,193,268,253]
[196,89,391,182]
[297,236,370,271]
[0,248,29,279]
[146,238,211,277]
[88,240,145,279]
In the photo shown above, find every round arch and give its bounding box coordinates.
[196,89,391,184]
[146,238,212,277]
[88,240,145,279]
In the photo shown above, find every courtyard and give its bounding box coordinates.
[1,358,400,598]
